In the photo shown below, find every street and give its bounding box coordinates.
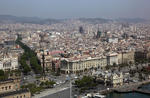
[32,81,70,98]
[42,88,70,98]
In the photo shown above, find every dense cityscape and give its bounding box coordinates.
[0,17,150,98]
[1,0,150,98]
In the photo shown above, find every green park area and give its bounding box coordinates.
[16,35,42,75]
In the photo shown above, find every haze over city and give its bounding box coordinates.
[1,0,150,98]
[0,0,150,19]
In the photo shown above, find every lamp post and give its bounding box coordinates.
[68,73,72,98]
[70,79,72,98]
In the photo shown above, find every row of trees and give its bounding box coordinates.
[19,54,31,74]
[74,76,97,93]
[40,80,56,88]
[16,35,42,74]
[21,80,56,95]
[21,83,42,95]
[0,70,7,80]
[0,70,21,80]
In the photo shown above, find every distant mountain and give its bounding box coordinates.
[0,15,148,24]
[78,18,148,24]
[0,15,63,24]
[79,18,112,24]
[115,18,148,23]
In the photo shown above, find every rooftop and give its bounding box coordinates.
[0,89,30,97]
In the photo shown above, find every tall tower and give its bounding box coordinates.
[79,26,84,34]
[96,31,102,39]
[96,25,101,39]
[39,34,45,77]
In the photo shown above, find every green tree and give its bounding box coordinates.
[75,76,97,88]
[0,70,4,76]
[16,35,42,74]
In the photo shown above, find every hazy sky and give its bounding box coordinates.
[0,0,150,19]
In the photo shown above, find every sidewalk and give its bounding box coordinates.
[32,82,70,98]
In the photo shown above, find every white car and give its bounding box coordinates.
[81,96,88,98]
[53,84,56,87]
[74,76,78,79]
[56,82,60,85]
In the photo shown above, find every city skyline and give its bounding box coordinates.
[0,0,150,19]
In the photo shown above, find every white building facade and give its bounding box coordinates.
[61,57,107,74]
[0,53,18,70]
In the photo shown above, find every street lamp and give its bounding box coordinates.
[68,73,72,98]
[70,79,72,98]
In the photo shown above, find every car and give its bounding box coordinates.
[81,96,88,98]
[56,82,60,85]
[59,81,62,84]
[74,95,78,98]
[74,76,78,79]
[62,81,65,84]
[54,84,56,87]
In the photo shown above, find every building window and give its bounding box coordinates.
[5,86,7,90]
[24,95,26,97]
[9,86,11,89]
[20,96,22,98]
[16,85,18,89]
[2,87,4,90]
